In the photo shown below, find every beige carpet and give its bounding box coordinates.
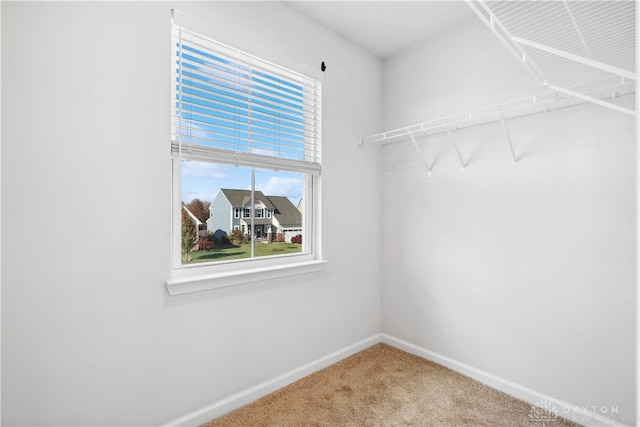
[203,343,581,427]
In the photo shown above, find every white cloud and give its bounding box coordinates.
[256,176,302,199]
[181,161,230,179]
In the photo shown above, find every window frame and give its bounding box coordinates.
[166,10,326,296]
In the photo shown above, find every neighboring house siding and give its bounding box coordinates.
[206,192,232,236]
[271,215,301,242]
[206,189,302,241]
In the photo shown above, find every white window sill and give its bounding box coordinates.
[165,259,328,296]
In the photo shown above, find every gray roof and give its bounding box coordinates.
[268,196,302,228]
[220,189,275,209]
[218,189,301,227]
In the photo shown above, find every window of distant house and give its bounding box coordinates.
[170,12,322,274]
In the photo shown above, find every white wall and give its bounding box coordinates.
[3,2,636,426]
[381,16,636,426]
[1,2,382,425]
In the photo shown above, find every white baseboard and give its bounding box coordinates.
[163,333,631,427]
[161,334,382,426]
[381,333,631,427]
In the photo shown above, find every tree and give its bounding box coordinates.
[230,228,245,245]
[185,198,210,224]
[181,209,197,262]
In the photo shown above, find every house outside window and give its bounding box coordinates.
[167,10,324,294]
[206,188,302,245]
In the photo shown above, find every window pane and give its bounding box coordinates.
[254,168,304,258]
[181,160,250,264]
[180,160,304,265]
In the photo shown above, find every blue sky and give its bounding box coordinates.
[177,40,308,209]
[181,160,303,206]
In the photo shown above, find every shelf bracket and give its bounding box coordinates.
[546,84,636,117]
[465,0,547,85]
[562,1,592,60]
[408,133,433,178]
[445,125,467,173]
[499,114,518,168]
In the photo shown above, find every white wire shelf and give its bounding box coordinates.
[360,0,636,147]
[466,0,636,117]
[359,76,635,147]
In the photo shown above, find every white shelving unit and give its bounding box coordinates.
[359,76,634,147]
[359,0,636,164]
[467,0,636,116]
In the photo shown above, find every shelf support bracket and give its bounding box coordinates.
[562,1,592,60]
[499,114,518,168]
[408,133,433,178]
[445,125,467,173]
[547,84,636,117]
[465,0,547,85]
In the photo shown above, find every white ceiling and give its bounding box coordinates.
[283,1,475,59]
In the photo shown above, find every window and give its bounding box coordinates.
[167,11,325,294]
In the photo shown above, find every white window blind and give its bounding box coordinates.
[171,14,322,175]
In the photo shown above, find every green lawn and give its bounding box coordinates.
[184,242,302,264]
